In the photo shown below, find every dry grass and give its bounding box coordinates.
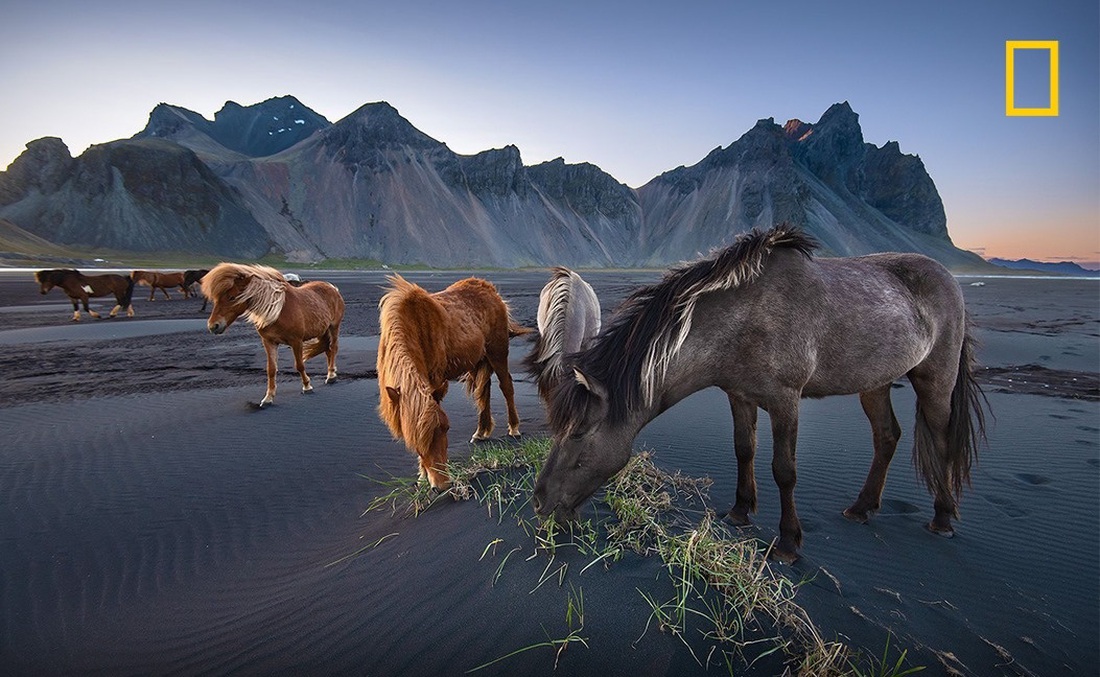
[364,438,922,676]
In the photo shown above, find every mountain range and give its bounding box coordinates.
[988,258,1100,277]
[0,96,988,269]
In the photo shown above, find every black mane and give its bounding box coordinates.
[547,224,817,433]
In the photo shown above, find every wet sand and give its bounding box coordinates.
[0,269,1096,675]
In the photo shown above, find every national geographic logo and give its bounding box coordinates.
[1005,40,1059,117]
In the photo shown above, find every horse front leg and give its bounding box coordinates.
[291,341,313,394]
[260,339,279,407]
[768,398,802,562]
[726,394,758,526]
[159,286,171,301]
[845,384,902,523]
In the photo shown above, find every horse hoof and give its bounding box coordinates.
[925,522,955,538]
[302,388,314,395]
[725,509,752,527]
[768,547,800,564]
[842,507,870,524]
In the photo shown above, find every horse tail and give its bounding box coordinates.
[508,320,533,338]
[465,361,493,400]
[303,335,329,361]
[122,275,135,308]
[521,331,558,402]
[913,324,988,510]
[948,325,988,497]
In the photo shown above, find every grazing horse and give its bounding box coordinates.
[184,269,210,311]
[532,225,987,562]
[35,269,135,321]
[377,275,531,489]
[132,270,190,301]
[201,263,345,408]
[523,267,602,402]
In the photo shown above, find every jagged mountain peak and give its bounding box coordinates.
[322,101,444,156]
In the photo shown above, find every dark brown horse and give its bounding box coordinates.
[35,269,135,321]
[377,275,531,489]
[532,225,987,562]
[201,263,345,408]
[184,269,210,311]
[131,270,191,301]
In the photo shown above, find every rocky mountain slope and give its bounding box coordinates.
[0,97,986,269]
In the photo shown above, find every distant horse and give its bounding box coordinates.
[132,270,190,301]
[532,225,987,562]
[377,275,531,489]
[201,263,345,408]
[523,267,601,403]
[35,269,135,321]
[184,269,210,311]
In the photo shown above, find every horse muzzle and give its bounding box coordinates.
[208,321,227,335]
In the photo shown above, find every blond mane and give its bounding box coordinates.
[201,263,288,328]
[376,275,448,456]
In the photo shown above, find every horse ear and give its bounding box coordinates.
[573,368,607,400]
[385,386,401,404]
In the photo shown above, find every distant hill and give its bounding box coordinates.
[0,97,989,269]
[988,258,1100,277]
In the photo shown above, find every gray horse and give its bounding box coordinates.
[523,267,602,402]
[532,225,987,562]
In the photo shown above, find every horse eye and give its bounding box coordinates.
[573,460,582,469]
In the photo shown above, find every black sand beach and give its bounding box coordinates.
[0,269,1096,675]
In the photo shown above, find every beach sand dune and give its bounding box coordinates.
[0,270,1095,675]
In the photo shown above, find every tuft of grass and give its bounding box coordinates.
[364,438,922,675]
[466,584,589,673]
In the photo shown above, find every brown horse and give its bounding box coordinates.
[131,270,191,301]
[201,263,345,408]
[377,275,531,489]
[35,269,135,321]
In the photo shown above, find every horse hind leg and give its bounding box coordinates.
[468,362,495,442]
[291,341,313,394]
[844,384,902,523]
[325,327,339,384]
[489,351,520,437]
[908,365,960,537]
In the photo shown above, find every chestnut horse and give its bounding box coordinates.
[132,270,191,301]
[523,267,602,403]
[35,269,135,321]
[201,263,345,408]
[377,275,531,489]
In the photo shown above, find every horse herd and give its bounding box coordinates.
[33,226,987,561]
[34,268,211,321]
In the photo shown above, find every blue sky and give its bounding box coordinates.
[1,0,1097,265]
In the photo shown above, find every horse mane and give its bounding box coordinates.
[524,267,584,400]
[35,269,77,284]
[201,262,288,328]
[548,224,818,432]
[376,275,447,454]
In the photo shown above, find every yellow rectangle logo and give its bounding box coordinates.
[1005,40,1059,116]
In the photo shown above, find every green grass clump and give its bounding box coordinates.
[363,438,923,676]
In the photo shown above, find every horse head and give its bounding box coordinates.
[384,384,452,489]
[203,269,254,335]
[533,367,634,522]
[35,269,65,295]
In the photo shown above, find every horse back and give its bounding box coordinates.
[692,251,964,399]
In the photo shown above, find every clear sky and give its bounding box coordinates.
[1,0,1097,266]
